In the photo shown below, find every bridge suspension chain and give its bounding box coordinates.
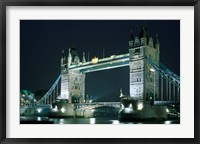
[146,57,180,105]
[37,75,61,105]
[146,57,180,86]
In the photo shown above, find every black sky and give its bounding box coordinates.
[20,20,180,102]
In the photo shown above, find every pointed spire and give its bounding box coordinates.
[61,50,67,64]
[130,29,134,41]
[155,33,159,44]
[142,26,147,38]
[139,23,148,38]
[102,47,105,58]
[82,52,86,63]
[61,50,64,64]
[68,48,72,66]
[120,88,124,97]
[87,51,90,61]
[68,48,71,57]
[155,33,160,51]
[62,50,65,57]
[148,36,154,47]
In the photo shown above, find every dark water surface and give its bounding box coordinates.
[20,116,179,124]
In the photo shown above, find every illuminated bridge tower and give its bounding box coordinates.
[60,50,69,100]
[129,26,160,103]
[60,46,85,103]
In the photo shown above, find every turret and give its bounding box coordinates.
[120,88,124,98]
[148,36,154,48]
[61,50,67,73]
[134,36,140,47]
[139,25,148,46]
[129,29,134,48]
[74,55,80,65]
[82,52,86,63]
[68,48,72,67]
[155,33,160,51]
[61,50,65,65]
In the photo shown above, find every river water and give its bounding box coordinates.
[20,116,179,124]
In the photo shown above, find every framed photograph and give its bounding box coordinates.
[0,0,199,144]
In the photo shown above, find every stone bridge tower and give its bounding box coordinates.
[129,26,160,103]
[60,46,85,103]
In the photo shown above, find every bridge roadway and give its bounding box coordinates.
[69,53,129,73]
[22,102,121,111]
[74,102,121,110]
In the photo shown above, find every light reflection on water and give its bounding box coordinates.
[20,116,179,124]
[90,118,96,124]
[110,120,120,124]
[37,117,42,121]
[164,120,172,124]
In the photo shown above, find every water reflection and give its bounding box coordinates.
[164,120,172,124]
[37,117,42,121]
[21,116,178,124]
[90,118,96,124]
[110,120,120,124]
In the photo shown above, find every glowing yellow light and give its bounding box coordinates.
[166,108,169,113]
[92,57,98,64]
[110,55,115,59]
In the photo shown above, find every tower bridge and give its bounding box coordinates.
[34,25,180,119]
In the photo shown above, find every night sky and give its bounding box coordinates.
[20,20,180,102]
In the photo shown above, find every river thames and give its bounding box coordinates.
[20,116,179,124]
